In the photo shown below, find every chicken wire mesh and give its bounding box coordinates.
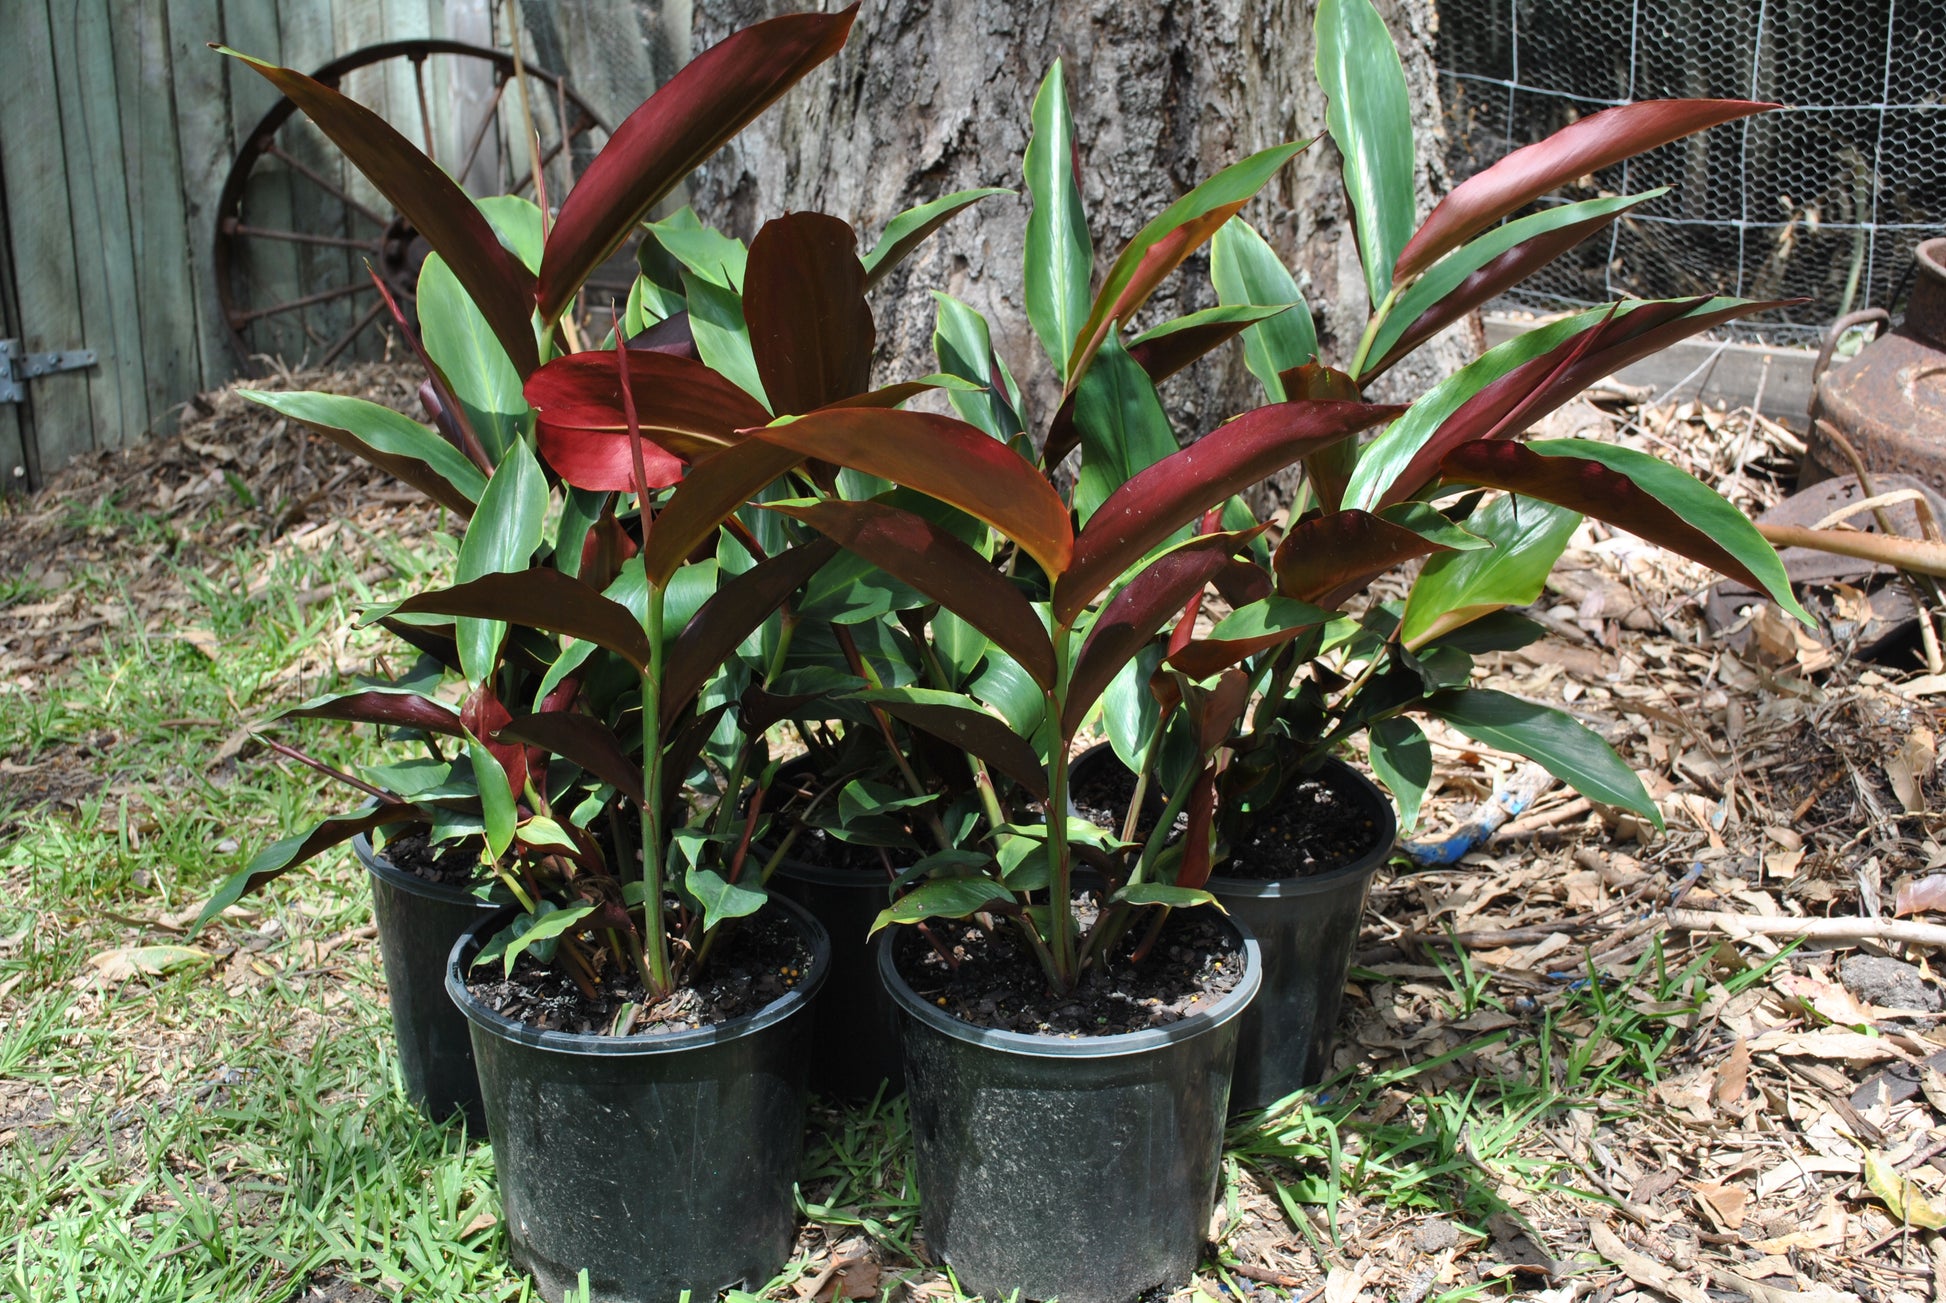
[1435,0,1946,344]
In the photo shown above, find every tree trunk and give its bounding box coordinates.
[686,0,1473,484]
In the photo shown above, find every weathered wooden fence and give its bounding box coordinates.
[0,0,675,490]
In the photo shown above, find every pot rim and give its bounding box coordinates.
[877,908,1262,1060]
[445,894,831,1058]
[355,831,507,909]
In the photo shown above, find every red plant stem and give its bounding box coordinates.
[262,736,402,805]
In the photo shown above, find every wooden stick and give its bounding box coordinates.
[1667,909,1946,948]
[1757,522,1946,578]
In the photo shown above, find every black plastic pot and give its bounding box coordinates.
[447,897,829,1303]
[1065,747,1396,1113]
[355,833,503,1130]
[1209,757,1395,1112]
[772,853,904,1099]
[880,912,1261,1303]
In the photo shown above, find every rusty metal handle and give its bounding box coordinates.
[1812,308,1891,387]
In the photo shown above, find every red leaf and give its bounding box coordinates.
[859,693,1049,799]
[1439,439,1768,590]
[1393,100,1773,284]
[281,691,465,735]
[1273,509,1453,606]
[766,498,1057,689]
[627,311,699,358]
[1280,363,1363,510]
[744,213,875,415]
[1062,531,1261,737]
[663,540,839,725]
[1369,199,1652,379]
[642,439,805,588]
[749,408,1075,581]
[1054,401,1400,626]
[528,349,769,491]
[391,570,652,673]
[536,8,857,323]
[462,683,535,802]
[497,712,644,807]
[218,49,539,376]
[1065,207,1239,389]
[1177,762,1220,890]
[578,508,640,594]
[1379,297,1780,507]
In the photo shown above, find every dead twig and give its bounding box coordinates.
[1667,909,1946,948]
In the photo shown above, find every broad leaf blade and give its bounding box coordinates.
[498,713,645,806]
[1272,506,1460,607]
[217,49,539,375]
[1210,216,1316,402]
[195,805,415,932]
[454,440,548,684]
[393,570,652,673]
[1452,438,1808,621]
[749,408,1075,580]
[417,253,528,463]
[855,687,1049,798]
[768,499,1056,690]
[863,187,1011,286]
[642,439,805,588]
[1167,596,1330,678]
[240,389,485,516]
[1063,532,1258,737]
[744,212,875,415]
[1399,493,1580,648]
[870,879,1014,936]
[1369,715,1430,831]
[663,540,840,724]
[535,7,857,322]
[528,348,768,491]
[1395,100,1773,284]
[1023,61,1093,380]
[1315,0,1416,308]
[1367,191,1664,376]
[1423,687,1660,825]
[281,688,465,736]
[1072,332,1179,522]
[1065,142,1307,392]
[1056,400,1401,626]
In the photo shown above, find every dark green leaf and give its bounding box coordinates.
[1023,61,1093,380]
[1209,216,1316,401]
[240,389,486,516]
[1073,332,1180,522]
[1315,0,1417,308]
[454,439,548,684]
[1368,715,1431,832]
[870,878,1015,936]
[417,252,527,464]
[1400,493,1580,647]
[1423,687,1661,826]
[863,187,1012,286]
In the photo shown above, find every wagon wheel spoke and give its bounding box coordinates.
[455,76,511,187]
[230,280,376,326]
[221,220,383,252]
[316,298,390,368]
[263,143,391,228]
[412,53,436,161]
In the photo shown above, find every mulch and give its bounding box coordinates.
[9,364,1946,1302]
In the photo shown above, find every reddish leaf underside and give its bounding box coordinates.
[743,212,876,415]
[497,712,645,807]
[860,694,1049,798]
[1393,99,1773,284]
[642,439,806,587]
[1272,509,1454,607]
[1379,297,1783,508]
[281,691,465,735]
[221,49,540,376]
[750,408,1075,581]
[1054,400,1402,626]
[535,8,858,323]
[462,683,537,803]
[391,570,653,673]
[1438,439,1768,591]
[528,349,770,492]
[1061,532,1260,737]
[767,499,1057,689]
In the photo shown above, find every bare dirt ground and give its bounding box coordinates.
[7,367,1946,1302]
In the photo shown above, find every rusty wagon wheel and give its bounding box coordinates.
[214,39,616,373]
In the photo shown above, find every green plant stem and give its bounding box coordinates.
[639,582,672,997]
[833,623,954,852]
[1348,282,1402,382]
[1046,628,1077,985]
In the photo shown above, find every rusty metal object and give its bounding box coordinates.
[1802,238,1946,493]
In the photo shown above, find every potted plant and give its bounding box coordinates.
[1163,0,1809,1110]
[190,11,922,1300]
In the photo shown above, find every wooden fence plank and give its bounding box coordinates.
[56,0,151,450]
[0,174,31,488]
[111,0,202,434]
[167,0,241,390]
[222,0,308,366]
[0,0,95,475]
[333,0,394,363]
[275,0,361,367]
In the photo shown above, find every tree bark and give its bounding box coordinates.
[687,0,1473,488]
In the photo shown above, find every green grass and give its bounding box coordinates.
[0,487,1720,1301]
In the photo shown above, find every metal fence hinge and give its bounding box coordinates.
[0,339,99,404]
